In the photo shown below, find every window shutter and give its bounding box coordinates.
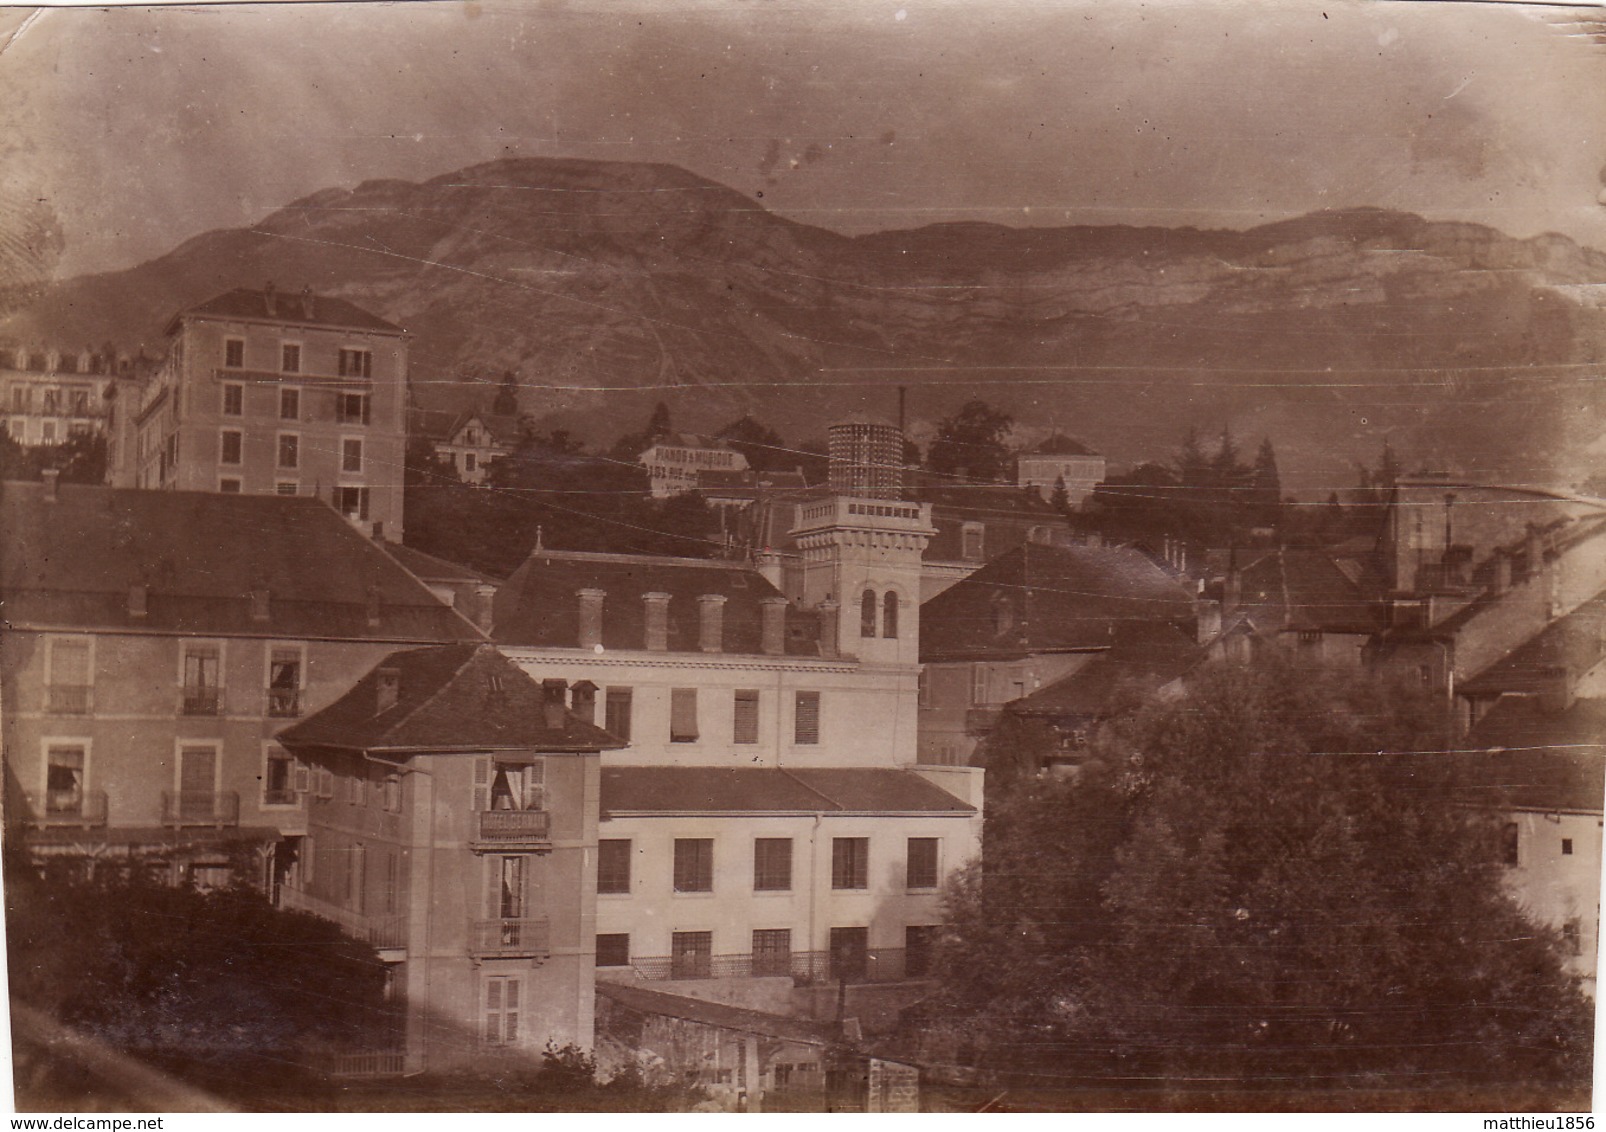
[504,979,520,1043]
[486,855,502,919]
[472,756,491,813]
[294,763,311,794]
[794,691,820,744]
[670,688,699,742]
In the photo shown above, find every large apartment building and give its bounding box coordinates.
[113,285,408,540]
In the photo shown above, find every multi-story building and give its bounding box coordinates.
[1016,434,1106,510]
[0,345,136,448]
[639,433,748,498]
[113,285,408,540]
[408,407,522,484]
[0,479,480,885]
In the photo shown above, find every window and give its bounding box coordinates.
[794,691,820,745]
[1562,838,1574,856]
[279,388,299,422]
[383,775,401,813]
[336,486,370,522]
[596,933,631,968]
[733,690,759,744]
[604,687,633,741]
[670,688,699,743]
[860,590,877,637]
[47,637,91,715]
[219,478,242,494]
[44,744,86,814]
[342,438,363,474]
[906,837,939,889]
[828,926,868,981]
[336,391,371,424]
[277,433,299,469]
[753,838,792,892]
[905,925,939,977]
[474,759,544,813]
[1501,822,1520,867]
[222,384,243,416]
[832,837,869,890]
[281,344,300,374]
[673,838,713,893]
[264,746,298,806]
[267,647,302,717]
[598,839,632,895]
[41,422,55,444]
[483,975,521,1046]
[223,339,244,368]
[338,348,372,379]
[753,928,791,977]
[494,855,525,920]
[971,664,988,706]
[181,644,222,715]
[315,766,335,800]
[176,745,219,821]
[220,429,242,465]
[883,592,899,639]
[671,931,713,979]
[961,522,985,562]
[465,453,477,473]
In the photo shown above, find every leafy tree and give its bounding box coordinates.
[404,436,458,487]
[934,662,1593,1100]
[609,401,675,462]
[926,400,1014,483]
[491,371,520,417]
[714,415,789,472]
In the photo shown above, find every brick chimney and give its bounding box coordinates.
[571,680,598,724]
[643,592,670,651]
[127,583,149,619]
[376,667,401,714]
[473,583,496,636]
[760,596,788,656]
[577,588,606,649]
[249,589,271,622]
[541,678,569,730]
[818,599,840,659]
[697,594,727,653]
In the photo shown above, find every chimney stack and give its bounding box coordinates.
[41,468,59,502]
[376,667,401,714]
[697,594,727,653]
[642,592,670,651]
[541,678,569,730]
[366,584,382,628]
[127,583,149,619]
[577,588,606,650]
[818,599,840,658]
[1490,551,1512,596]
[249,589,271,622]
[760,596,788,656]
[264,281,277,317]
[473,583,496,636]
[570,679,598,724]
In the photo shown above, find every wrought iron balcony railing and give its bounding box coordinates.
[624,948,914,984]
[46,685,93,715]
[179,687,225,716]
[266,687,302,718]
[468,917,550,959]
[161,790,239,827]
[23,790,108,828]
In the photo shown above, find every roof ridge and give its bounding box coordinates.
[369,643,483,737]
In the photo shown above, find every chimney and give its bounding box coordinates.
[366,584,381,628]
[264,281,277,316]
[818,599,840,659]
[697,593,727,653]
[41,468,59,502]
[577,588,606,649]
[1539,666,1575,714]
[541,678,569,730]
[570,679,598,724]
[1490,551,1512,596]
[473,583,496,636]
[642,592,670,651]
[760,596,788,656]
[300,285,315,320]
[249,588,271,622]
[127,583,149,619]
[376,667,401,714]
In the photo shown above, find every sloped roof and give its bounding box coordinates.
[0,482,482,642]
[601,766,976,815]
[1230,547,1388,635]
[277,643,623,754]
[379,541,501,587]
[920,541,1195,662]
[172,288,401,334]
[493,549,823,656]
[407,408,522,447]
[597,982,837,1046]
[1011,621,1205,719]
[1027,434,1099,458]
[1459,696,1606,812]
[915,479,1065,520]
[1461,590,1606,696]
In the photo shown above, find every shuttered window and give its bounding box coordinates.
[753,838,792,891]
[604,687,633,741]
[670,688,699,743]
[831,837,868,890]
[673,838,713,893]
[733,690,760,744]
[484,976,521,1045]
[794,691,820,745]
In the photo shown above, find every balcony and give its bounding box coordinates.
[279,886,407,949]
[468,917,550,959]
[179,687,225,716]
[623,948,914,985]
[471,809,552,851]
[46,685,93,715]
[23,790,107,828]
[161,790,239,828]
[266,688,302,718]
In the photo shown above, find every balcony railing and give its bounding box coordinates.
[266,688,302,718]
[625,948,914,984]
[279,886,407,949]
[179,688,225,716]
[161,790,239,827]
[327,1050,407,1079]
[472,809,551,848]
[468,917,550,959]
[46,685,93,715]
[23,790,108,828]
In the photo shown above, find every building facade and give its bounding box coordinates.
[1016,434,1107,510]
[639,434,749,498]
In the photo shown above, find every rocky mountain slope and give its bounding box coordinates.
[5,157,1604,489]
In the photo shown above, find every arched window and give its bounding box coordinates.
[860,590,877,637]
[882,591,899,639]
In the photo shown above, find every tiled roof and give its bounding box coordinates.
[1010,621,1205,719]
[1230,547,1388,635]
[406,408,522,447]
[915,479,1065,520]
[493,549,823,656]
[1027,434,1098,458]
[597,982,837,1046]
[380,541,501,586]
[1460,591,1606,696]
[920,541,1195,662]
[1458,696,1606,812]
[601,766,976,815]
[277,643,624,753]
[173,288,401,334]
[0,482,482,642]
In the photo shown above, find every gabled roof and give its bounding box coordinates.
[1229,547,1388,635]
[1461,590,1606,696]
[0,483,482,642]
[1459,696,1606,813]
[277,643,623,754]
[1010,621,1205,719]
[920,541,1195,662]
[170,288,401,334]
[601,766,976,815]
[407,408,522,447]
[1026,434,1099,458]
[493,548,823,656]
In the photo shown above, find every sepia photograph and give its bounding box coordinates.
[0,0,1602,1115]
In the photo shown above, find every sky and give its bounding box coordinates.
[1,0,1605,281]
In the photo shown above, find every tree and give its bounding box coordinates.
[926,400,1014,483]
[714,415,788,472]
[609,401,675,462]
[1049,475,1071,515]
[491,371,520,417]
[1250,438,1282,528]
[934,662,1593,1100]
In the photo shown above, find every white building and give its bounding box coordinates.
[639,434,748,498]
[1016,434,1106,509]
